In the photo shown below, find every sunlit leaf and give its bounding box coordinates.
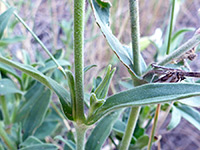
[167,106,181,130]
[87,83,200,124]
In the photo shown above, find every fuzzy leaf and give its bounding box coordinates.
[0,56,73,120]
[89,0,146,77]
[85,110,122,150]
[87,83,200,124]
[167,106,181,130]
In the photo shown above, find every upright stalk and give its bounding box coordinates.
[75,124,88,150]
[0,96,10,125]
[120,1,141,150]
[74,0,85,123]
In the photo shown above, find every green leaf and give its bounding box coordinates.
[113,120,137,144]
[89,0,146,77]
[87,83,200,124]
[55,136,75,150]
[38,59,70,73]
[0,36,25,46]
[85,110,122,150]
[0,7,14,39]
[167,106,181,130]
[176,104,200,130]
[0,79,23,95]
[180,97,200,107]
[140,37,151,51]
[20,144,57,150]
[20,136,43,147]
[84,64,97,73]
[94,65,115,99]
[18,83,51,139]
[129,135,149,150]
[0,56,73,120]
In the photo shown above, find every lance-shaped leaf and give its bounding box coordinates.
[89,0,146,78]
[20,144,57,150]
[167,105,181,130]
[175,104,200,130]
[87,83,200,124]
[0,78,23,95]
[85,110,122,150]
[0,56,73,120]
[0,7,14,39]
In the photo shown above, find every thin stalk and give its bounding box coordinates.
[147,104,161,150]
[0,96,10,125]
[75,124,88,150]
[158,29,200,65]
[0,122,17,150]
[74,0,85,122]
[1,0,66,78]
[166,0,176,54]
[119,107,141,150]
[120,1,141,150]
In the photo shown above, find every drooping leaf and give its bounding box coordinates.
[84,64,97,73]
[176,104,200,130]
[19,144,57,150]
[0,7,14,39]
[85,110,122,150]
[89,0,146,77]
[167,106,181,130]
[87,83,200,124]
[0,78,23,95]
[0,56,73,120]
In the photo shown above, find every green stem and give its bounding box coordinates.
[158,29,200,66]
[0,96,10,125]
[130,0,141,76]
[120,1,141,150]
[74,0,85,123]
[147,104,161,150]
[166,0,176,54]
[75,124,88,150]
[1,0,66,78]
[119,107,141,150]
[0,122,17,150]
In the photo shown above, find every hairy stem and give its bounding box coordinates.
[120,1,141,150]
[75,124,88,150]
[74,0,85,122]
[158,29,200,65]
[119,107,141,150]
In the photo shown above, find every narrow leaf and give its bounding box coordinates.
[84,64,97,73]
[176,104,200,130]
[167,106,181,130]
[0,56,73,120]
[20,144,57,150]
[87,83,200,124]
[89,0,146,77]
[0,7,14,39]
[85,110,122,150]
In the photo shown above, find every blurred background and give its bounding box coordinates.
[0,0,200,149]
